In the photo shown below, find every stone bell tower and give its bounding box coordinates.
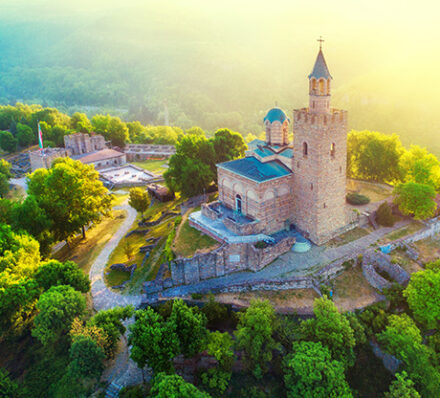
[291,40,348,244]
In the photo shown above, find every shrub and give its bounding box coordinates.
[346,193,370,205]
[376,202,395,227]
[254,241,268,249]
[191,293,203,300]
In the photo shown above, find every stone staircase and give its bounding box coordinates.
[105,381,122,398]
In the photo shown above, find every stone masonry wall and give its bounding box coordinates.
[292,109,348,244]
[171,237,295,285]
[218,168,294,235]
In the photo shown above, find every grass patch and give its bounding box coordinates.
[106,196,184,291]
[112,189,129,206]
[131,159,168,175]
[52,210,127,274]
[413,235,440,264]
[173,219,219,258]
[327,227,370,248]
[347,179,393,202]
[381,221,424,243]
[6,184,26,201]
[332,266,382,311]
[390,248,423,274]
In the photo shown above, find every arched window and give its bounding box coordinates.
[235,194,242,214]
[330,142,336,157]
[310,183,314,191]
[311,78,317,91]
[327,79,331,95]
[303,142,308,156]
[312,101,315,109]
[319,79,325,95]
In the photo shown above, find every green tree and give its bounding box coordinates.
[0,156,11,198]
[378,314,440,396]
[0,174,8,199]
[283,341,353,398]
[385,371,420,398]
[27,157,113,242]
[164,135,215,197]
[34,260,90,293]
[201,331,234,394]
[234,299,279,378]
[0,131,17,153]
[127,121,144,142]
[300,297,356,368]
[129,307,179,374]
[150,373,212,398]
[394,182,436,220]
[0,368,21,398]
[376,202,395,227]
[88,305,134,358]
[347,130,403,183]
[400,145,440,189]
[70,112,91,133]
[11,195,53,256]
[0,160,11,179]
[128,187,150,218]
[403,261,440,329]
[212,128,247,164]
[32,285,86,345]
[107,116,129,147]
[185,126,205,136]
[169,299,208,358]
[67,335,105,380]
[16,123,34,147]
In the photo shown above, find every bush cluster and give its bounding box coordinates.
[346,193,371,205]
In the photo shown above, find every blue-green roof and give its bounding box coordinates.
[247,139,266,151]
[279,148,294,158]
[218,156,291,182]
[308,49,332,80]
[264,108,289,124]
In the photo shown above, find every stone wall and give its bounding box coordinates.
[362,249,410,291]
[170,237,295,285]
[64,133,105,155]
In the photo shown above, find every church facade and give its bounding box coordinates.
[192,46,351,245]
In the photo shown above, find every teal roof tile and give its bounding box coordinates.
[218,156,291,182]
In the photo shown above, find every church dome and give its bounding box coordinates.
[264,107,289,124]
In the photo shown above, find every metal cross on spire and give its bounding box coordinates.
[317,36,324,50]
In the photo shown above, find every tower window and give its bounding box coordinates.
[310,183,313,191]
[319,79,325,95]
[312,101,315,108]
[303,142,308,156]
[323,203,327,208]
[330,142,336,157]
[297,161,300,169]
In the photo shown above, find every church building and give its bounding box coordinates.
[191,44,350,245]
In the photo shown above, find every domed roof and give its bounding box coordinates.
[263,107,289,124]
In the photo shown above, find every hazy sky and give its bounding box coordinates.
[1,0,439,148]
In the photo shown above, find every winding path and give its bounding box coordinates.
[88,201,146,392]
[89,202,144,312]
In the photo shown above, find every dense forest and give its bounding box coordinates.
[0,1,440,155]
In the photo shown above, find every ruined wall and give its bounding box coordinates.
[171,237,295,285]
